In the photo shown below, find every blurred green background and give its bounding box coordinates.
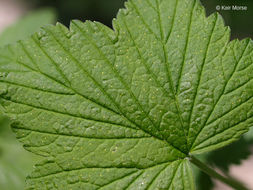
[0,0,252,190]
[25,0,253,39]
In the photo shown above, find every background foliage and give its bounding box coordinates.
[0,9,55,190]
[24,0,253,39]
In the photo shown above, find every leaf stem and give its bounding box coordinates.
[189,156,249,190]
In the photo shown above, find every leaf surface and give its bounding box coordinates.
[0,0,252,189]
[0,9,56,190]
[0,116,40,190]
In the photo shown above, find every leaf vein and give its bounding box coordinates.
[187,14,218,148]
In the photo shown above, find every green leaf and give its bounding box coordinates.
[194,128,253,190]
[244,124,253,141]
[0,116,40,190]
[0,9,56,46]
[0,0,252,189]
[0,9,56,190]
